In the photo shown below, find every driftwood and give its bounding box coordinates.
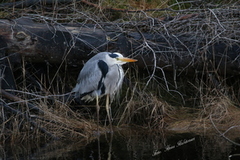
[0,7,240,92]
[0,1,240,144]
[0,18,108,66]
[0,17,239,69]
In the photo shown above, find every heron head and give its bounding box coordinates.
[107,52,137,65]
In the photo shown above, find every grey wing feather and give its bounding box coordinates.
[72,52,110,99]
[72,60,102,98]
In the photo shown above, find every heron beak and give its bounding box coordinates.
[118,57,138,62]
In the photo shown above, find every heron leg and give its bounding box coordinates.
[96,95,100,134]
[106,94,113,131]
[95,95,101,159]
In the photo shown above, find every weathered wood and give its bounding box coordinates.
[0,17,240,78]
[0,18,107,65]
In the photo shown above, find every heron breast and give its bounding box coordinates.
[104,65,124,95]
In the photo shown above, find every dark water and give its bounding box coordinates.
[1,129,240,160]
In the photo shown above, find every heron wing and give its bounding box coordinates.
[72,52,111,100]
[73,61,100,96]
[73,59,109,100]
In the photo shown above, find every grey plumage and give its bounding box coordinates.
[72,52,137,128]
[72,52,136,102]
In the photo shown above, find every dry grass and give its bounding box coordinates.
[101,0,170,10]
[1,0,240,146]
[0,64,99,144]
[166,92,240,135]
[2,54,240,145]
[116,82,174,129]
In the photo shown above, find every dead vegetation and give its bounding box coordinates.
[0,0,240,147]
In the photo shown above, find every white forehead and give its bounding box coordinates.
[112,52,123,57]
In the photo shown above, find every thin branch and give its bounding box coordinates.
[1,102,58,140]
[0,89,44,114]
[210,114,240,146]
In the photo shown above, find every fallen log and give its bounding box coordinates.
[0,18,107,65]
[0,11,240,91]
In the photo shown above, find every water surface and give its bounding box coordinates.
[1,129,240,160]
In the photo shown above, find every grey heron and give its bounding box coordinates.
[72,52,137,127]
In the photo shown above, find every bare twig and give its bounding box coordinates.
[1,102,58,140]
[210,114,240,146]
[0,89,44,114]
